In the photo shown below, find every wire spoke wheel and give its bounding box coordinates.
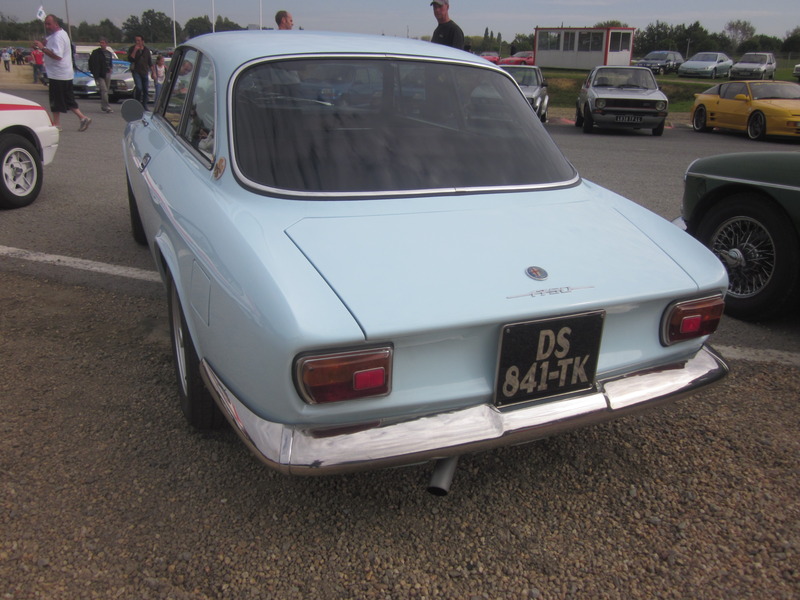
[710,216,775,299]
[697,195,800,320]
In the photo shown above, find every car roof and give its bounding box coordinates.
[181,30,486,75]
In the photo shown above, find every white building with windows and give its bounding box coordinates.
[533,27,635,70]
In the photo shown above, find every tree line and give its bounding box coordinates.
[1,10,798,58]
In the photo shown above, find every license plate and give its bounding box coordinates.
[616,115,642,123]
[495,311,604,407]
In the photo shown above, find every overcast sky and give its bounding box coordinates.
[4,0,797,41]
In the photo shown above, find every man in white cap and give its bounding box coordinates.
[430,0,464,49]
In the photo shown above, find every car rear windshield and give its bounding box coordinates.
[231,58,575,196]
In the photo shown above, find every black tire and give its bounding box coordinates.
[0,134,43,209]
[574,105,583,127]
[168,274,226,430]
[747,111,767,141]
[711,68,717,79]
[692,105,711,132]
[696,195,800,321]
[540,105,548,123]
[652,120,665,136]
[581,105,593,133]
[127,176,147,246]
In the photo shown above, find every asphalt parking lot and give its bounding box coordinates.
[1,72,799,599]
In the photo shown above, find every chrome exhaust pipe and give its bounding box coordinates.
[427,456,459,496]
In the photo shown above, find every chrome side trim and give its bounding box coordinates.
[201,345,727,475]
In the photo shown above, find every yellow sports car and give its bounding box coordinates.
[691,80,800,140]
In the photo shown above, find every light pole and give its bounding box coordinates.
[172,0,177,47]
[64,0,72,40]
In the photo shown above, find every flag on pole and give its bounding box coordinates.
[36,6,46,21]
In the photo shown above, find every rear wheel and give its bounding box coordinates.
[696,195,800,320]
[692,105,711,132]
[581,105,593,133]
[168,274,226,430]
[746,111,767,141]
[0,134,43,209]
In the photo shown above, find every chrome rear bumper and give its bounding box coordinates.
[201,345,727,475]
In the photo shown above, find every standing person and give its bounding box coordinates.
[430,0,464,50]
[2,48,10,72]
[89,38,114,113]
[33,14,91,131]
[275,11,293,30]
[30,45,44,83]
[151,54,166,104]
[127,35,152,109]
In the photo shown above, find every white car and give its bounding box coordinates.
[729,52,777,80]
[0,91,59,208]
[576,66,669,136]
[794,63,800,82]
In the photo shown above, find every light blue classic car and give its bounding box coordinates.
[575,66,669,135]
[123,31,728,494]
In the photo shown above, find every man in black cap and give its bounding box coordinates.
[430,0,464,49]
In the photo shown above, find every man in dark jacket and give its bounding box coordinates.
[89,38,114,113]
[430,0,464,50]
[127,35,152,108]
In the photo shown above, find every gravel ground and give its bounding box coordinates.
[1,270,798,599]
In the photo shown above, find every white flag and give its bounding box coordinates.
[36,6,46,22]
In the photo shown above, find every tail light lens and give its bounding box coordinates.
[661,295,724,346]
[295,346,393,404]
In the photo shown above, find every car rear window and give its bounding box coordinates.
[231,58,575,196]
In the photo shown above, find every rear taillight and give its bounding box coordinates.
[295,346,393,404]
[661,295,724,346]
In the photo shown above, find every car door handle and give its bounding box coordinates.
[138,153,151,173]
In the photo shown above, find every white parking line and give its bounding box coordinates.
[0,244,161,283]
[4,244,800,367]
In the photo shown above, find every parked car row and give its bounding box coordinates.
[633,50,779,80]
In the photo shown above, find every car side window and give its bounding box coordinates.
[179,55,216,161]
[721,82,746,100]
[164,49,198,130]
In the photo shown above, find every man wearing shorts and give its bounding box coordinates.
[34,14,91,131]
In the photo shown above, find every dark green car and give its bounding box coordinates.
[677,151,800,320]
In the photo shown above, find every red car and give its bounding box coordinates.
[499,51,534,66]
[479,51,500,64]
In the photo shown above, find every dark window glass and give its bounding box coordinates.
[163,49,198,131]
[232,58,575,195]
[178,55,215,161]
